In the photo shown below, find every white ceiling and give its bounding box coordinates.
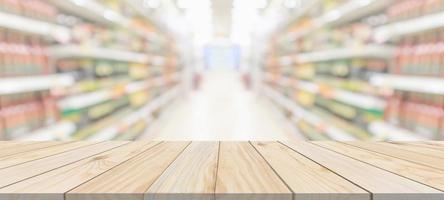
[212,0,233,37]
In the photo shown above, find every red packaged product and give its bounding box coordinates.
[0,109,5,140]
[440,116,444,139]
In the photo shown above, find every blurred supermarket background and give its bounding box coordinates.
[0,0,443,141]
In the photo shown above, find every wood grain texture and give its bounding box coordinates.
[0,141,128,189]
[0,141,441,200]
[0,141,40,149]
[386,141,444,158]
[215,142,291,200]
[282,141,443,200]
[146,142,219,200]
[0,141,96,169]
[251,141,369,200]
[0,141,159,200]
[346,141,444,170]
[315,141,444,191]
[406,141,444,151]
[0,141,64,158]
[66,141,190,200]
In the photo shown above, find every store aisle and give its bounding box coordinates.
[142,70,301,141]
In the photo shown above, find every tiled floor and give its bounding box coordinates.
[142,70,301,141]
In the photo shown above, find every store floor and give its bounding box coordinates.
[141,69,302,141]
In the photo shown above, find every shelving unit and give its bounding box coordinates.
[86,86,180,141]
[17,121,76,141]
[0,0,183,140]
[264,72,386,111]
[0,74,75,95]
[281,0,394,43]
[48,0,121,26]
[263,86,355,140]
[279,45,395,65]
[368,121,424,141]
[0,11,71,42]
[370,73,444,95]
[49,45,151,64]
[373,11,444,42]
[263,0,444,140]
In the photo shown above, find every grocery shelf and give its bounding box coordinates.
[373,11,444,42]
[49,0,161,42]
[58,89,113,111]
[123,0,164,42]
[265,73,386,111]
[283,0,393,42]
[312,107,371,140]
[49,0,131,28]
[332,89,385,111]
[328,0,394,27]
[0,74,75,95]
[368,121,425,141]
[0,0,180,141]
[125,73,181,94]
[60,75,179,111]
[370,73,444,95]
[279,45,395,65]
[263,85,355,140]
[87,86,181,140]
[17,121,77,141]
[0,11,71,42]
[48,0,117,25]
[281,0,319,30]
[49,45,151,64]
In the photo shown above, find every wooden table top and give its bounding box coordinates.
[0,141,443,200]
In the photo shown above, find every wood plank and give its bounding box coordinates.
[388,141,444,152]
[412,141,444,150]
[282,141,443,200]
[315,141,444,191]
[146,142,219,200]
[251,141,369,200]
[384,142,444,159]
[67,141,190,200]
[215,142,291,200]
[380,141,444,151]
[0,141,160,200]
[0,141,41,149]
[346,141,444,170]
[0,141,127,189]
[0,141,64,158]
[0,141,96,169]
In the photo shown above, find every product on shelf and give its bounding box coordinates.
[130,91,150,108]
[0,0,181,140]
[384,91,444,139]
[0,91,59,139]
[115,119,147,140]
[440,117,444,139]
[0,0,58,22]
[0,29,50,77]
[387,0,444,23]
[296,119,329,140]
[393,29,444,76]
[0,117,4,139]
